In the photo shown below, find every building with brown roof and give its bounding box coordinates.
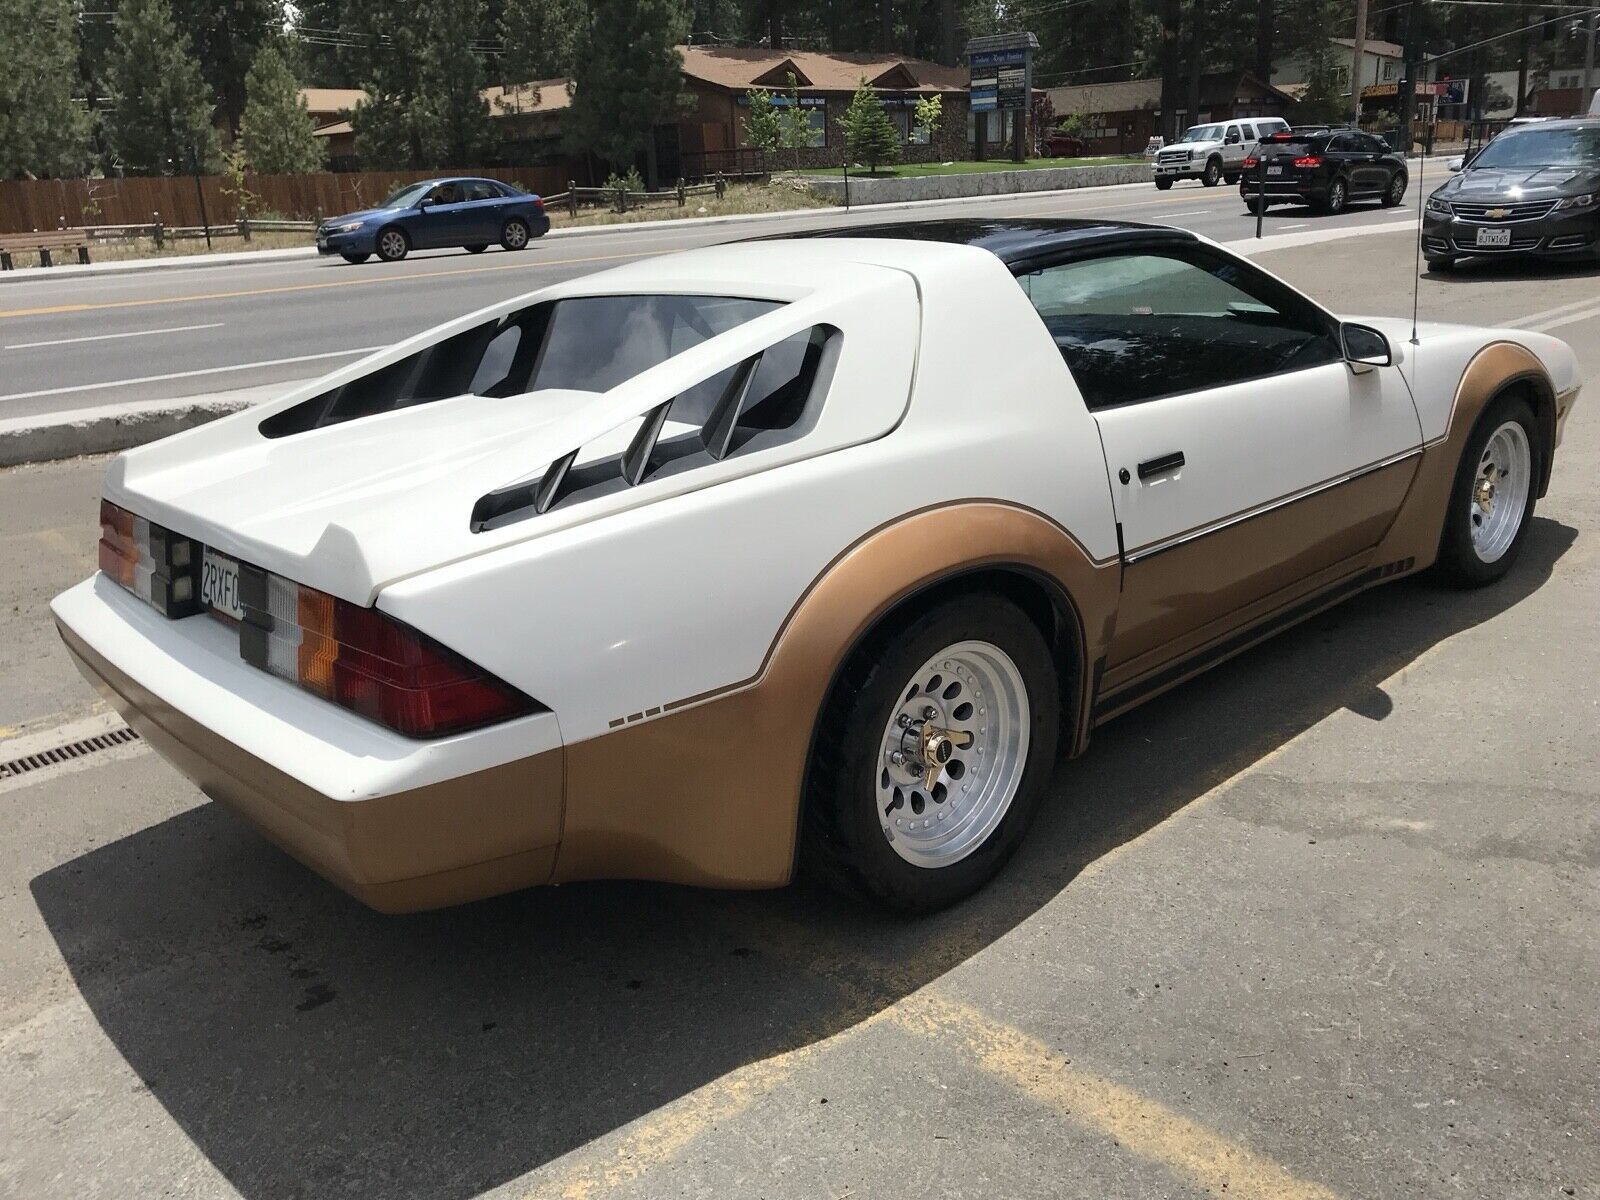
[672,44,971,175]
[1046,71,1295,155]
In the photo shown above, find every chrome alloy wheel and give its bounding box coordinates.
[875,640,1030,868]
[378,229,407,259]
[503,220,529,249]
[1470,421,1532,563]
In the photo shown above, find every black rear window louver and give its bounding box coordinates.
[469,325,836,533]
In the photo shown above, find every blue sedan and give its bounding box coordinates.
[315,177,551,264]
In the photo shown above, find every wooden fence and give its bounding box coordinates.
[0,165,587,234]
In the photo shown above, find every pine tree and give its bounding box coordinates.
[564,0,691,178]
[499,0,583,82]
[104,0,220,175]
[239,44,328,174]
[840,79,899,173]
[168,0,286,138]
[414,0,497,165]
[0,0,92,178]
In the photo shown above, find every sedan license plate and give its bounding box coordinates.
[201,548,244,620]
[1475,227,1512,248]
[1266,165,1284,176]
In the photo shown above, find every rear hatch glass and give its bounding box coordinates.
[1262,138,1323,159]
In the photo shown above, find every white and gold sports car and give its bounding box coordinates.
[53,220,1582,912]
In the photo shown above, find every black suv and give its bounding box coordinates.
[1422,118,1600,271]
[1240,129,1409,215]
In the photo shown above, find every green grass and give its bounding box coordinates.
[857,156,1144,178]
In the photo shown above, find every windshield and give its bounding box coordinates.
[1471,126,1600,170]
[380,182,433,209]
[1180,125,1224,143]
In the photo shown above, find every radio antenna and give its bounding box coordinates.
[1411,133,1426,346]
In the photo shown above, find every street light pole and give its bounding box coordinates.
[1398,0,1423,156]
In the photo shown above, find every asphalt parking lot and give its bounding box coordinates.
[1,221,1596,1199]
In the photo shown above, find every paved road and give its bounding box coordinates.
[1,224,1596,1200]
[0,164,1457,421]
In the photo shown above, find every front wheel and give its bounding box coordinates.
[1382,173,1408,207]
[1434,394,1540,587]
[465,243,488,254]
[1154,177,1173,191]
[375,227,409,262]
[1201,158,1222,187]
[341,252,370,264]
[803,594,1061,912]
[501,218,531,251]
[1425,255,1456,274]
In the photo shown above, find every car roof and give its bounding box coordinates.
[1496,117,1599,131]
[778,218,1197,268]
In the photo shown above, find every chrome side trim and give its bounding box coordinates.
[1122,448,1423,566]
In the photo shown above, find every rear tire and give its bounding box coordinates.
[1224,172,1240,185]
[1154,177,1174,191]
[1202,158,1222,187]
[375,227,409,262]
[1433,393,1540,588]
[500,218,531,251]
[1245,197,1266,216]
[1317,177,1348,215]
[802,594,1061,913]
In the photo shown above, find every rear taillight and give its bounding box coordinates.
[98,499,199,618]
[1242,156,1258,170]
[533,195,545,211]
[239,571,534,737]
[1294,156,1322,168]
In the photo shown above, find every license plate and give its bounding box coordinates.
[200,549,244,620]
[317,238,328,249]
[1266,165,1284,176]
[1475,227,1512,248]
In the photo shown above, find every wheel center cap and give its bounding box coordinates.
[1475,473,1497,512]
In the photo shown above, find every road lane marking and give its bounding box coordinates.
[0,248,679,321]
[4,322,223,349]
[889,994,1344,1200]
[1529,303,1600,334]
[0,346,385,402]
[1506,294,1600,328]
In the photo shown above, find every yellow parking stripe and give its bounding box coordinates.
[890,993,1344,1200]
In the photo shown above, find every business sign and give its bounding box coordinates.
[736,93,826,108]
[966,32,1038,114]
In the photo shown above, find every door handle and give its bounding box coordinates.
[1137,451,1185,480]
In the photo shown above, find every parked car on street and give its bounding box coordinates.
[1154,118,1289,189]
[55,220,1581,914]
[1240,128,1409,214]
[315,177,550,264]
[1424,118,1600,271]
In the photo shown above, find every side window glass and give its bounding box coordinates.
[1016,250,1341,409]
[1239,122,1255,140]
[465,182,498,201]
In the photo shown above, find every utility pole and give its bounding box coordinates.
[1351,0,1370,126]
[1583,8,1597,111]
[1398,0,1423,156]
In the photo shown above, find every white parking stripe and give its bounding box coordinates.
[1509,294,1600,328]
[1528,303,1600,334]
[0,346,386,403]
[5,322,224,350]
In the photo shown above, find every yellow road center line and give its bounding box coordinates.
[0,248,675,320]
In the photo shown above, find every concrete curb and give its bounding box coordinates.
[802,161,1153,205]
[0,384,282,468]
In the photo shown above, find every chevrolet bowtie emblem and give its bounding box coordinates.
[1485,207,1512,218]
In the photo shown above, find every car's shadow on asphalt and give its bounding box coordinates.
[1422,257,1600,284]
[30,517,1576,1199]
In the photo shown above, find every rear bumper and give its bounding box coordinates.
[52,576,563,912]
[1422,210,1600,260]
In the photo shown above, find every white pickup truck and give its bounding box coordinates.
[1154,117,1289,189]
